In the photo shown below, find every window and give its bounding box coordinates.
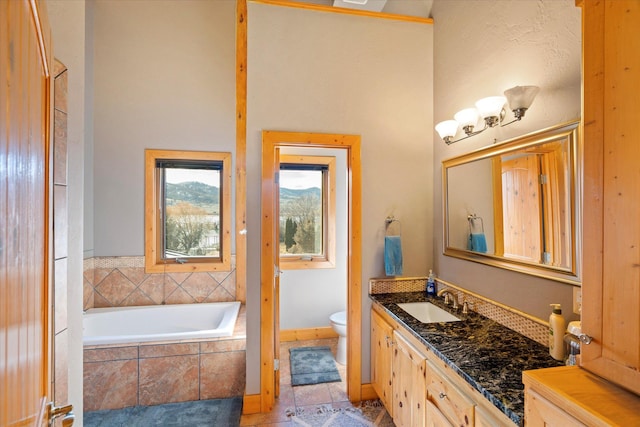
[279,155,335,269]
[145,149,231,273]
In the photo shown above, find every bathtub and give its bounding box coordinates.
[83,301,241,346]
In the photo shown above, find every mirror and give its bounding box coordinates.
[443,121,581,285]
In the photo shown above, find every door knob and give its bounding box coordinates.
[47,402,74,427]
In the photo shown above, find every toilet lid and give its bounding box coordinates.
[330,311,346,325]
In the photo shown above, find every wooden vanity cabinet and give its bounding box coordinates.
[371,305,514,427]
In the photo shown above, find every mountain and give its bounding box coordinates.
[166,181,219,207]
[280,187,321,203]
[165,182,319,210]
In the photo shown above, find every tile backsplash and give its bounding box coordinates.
[369,276,549,346]
[83,256,236,310]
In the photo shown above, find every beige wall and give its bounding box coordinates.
[91,0,236,256]
[246,3,434,392]
[432,0,582,320]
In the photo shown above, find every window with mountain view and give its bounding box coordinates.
[279,155,335,269]
[144,149,231,273]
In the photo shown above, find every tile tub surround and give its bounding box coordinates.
[83,256,237,310]
[369,276,550,346]
[370,292,564,426]
[84,305,246,411]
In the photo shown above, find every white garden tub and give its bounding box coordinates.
[83,301,241,346]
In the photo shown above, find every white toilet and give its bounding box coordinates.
[330,311,347,365]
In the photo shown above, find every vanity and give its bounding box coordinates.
[370,285,563,427]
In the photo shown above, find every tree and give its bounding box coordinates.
[293,216,317,253]
[286,193,321,254]
[165,202,214,256]
[284,217,297,251]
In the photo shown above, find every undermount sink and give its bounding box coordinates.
[397,302,461,323]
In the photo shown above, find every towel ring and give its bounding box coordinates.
[385,216,402,237]
[468,214,484,234]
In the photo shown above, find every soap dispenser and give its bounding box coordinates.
[426,270,436,296]
[549,304,566,361]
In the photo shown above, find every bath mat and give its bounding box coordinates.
[289,346,341,386]
[289,401,394,427]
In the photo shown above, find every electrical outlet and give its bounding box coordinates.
[573,287,582,315]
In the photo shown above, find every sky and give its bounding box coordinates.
[166,169,219,186]
[165,168,320,189]
[280,170,321,190]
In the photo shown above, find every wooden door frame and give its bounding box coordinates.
[260,131,362,412]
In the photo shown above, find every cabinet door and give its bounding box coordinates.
[426,360,474,427]
[393,330,427,427]
[371,310,394,414]
[581,0,640,395]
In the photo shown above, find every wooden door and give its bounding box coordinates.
[501,154,542,263]
[581,0,640,396]
[1,0,53,425]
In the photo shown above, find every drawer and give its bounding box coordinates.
[426,399,454,427]
[426,360,475,427]
[525,388,586,427]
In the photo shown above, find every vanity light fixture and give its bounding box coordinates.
[435,85,540,145]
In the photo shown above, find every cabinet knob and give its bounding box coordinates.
[578,333,593,345]
[439,392,447,399]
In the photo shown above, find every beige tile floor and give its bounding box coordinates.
[240,337,357,426]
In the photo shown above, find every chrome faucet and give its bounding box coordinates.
[436,288,459,310]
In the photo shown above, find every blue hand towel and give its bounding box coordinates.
[468,233,488,253]
[384,235,403,276]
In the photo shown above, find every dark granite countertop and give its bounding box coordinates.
[370,292,564,426]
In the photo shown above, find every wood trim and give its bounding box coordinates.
[280,327,337,342]
[360,383,379,401]
[235,0,248,303]
[261,131,362,411]
[242,394,262,415]
[143,149,232,273]
[249,0,433,24]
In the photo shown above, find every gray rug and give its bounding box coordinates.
[289,346,341,386]
[83,398,242,427]
[289,401,395,426]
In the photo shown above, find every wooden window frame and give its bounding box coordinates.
[144,149,231,273]
[279,154,336,270]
